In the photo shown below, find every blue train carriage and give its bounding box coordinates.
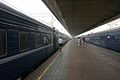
[0,3,61,80]
[86,28,120,52]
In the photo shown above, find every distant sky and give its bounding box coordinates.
[0,0,120,37]
[0,0,71,37]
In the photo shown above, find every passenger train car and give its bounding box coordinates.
[85,27,120,52]
[0,3,70,80]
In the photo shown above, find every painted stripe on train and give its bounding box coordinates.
[0,44,53,65]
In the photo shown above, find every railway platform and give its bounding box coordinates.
[24,39,120,80]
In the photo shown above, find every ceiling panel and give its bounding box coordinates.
[43,0,120,36]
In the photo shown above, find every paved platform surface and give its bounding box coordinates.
[25,39,120,80]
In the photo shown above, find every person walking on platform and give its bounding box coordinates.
[58,36,63,52]
[82,37,86,44]
[78,37,86,46]
[78,37,81,46]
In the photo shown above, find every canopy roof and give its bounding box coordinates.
[43,0,120,36]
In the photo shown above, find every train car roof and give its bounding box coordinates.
[0,2,52,30]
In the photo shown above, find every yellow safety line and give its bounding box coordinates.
[37,51,61,80]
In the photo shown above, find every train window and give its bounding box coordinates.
[47,35,51,44]
[46,35,49,45]
[35,33,41,48]
[44,35,47,43]
[48,35,52,44]
[19,32,29,51]
[0,30,6,56]
[115,35,120,41]
[51,35,53,44]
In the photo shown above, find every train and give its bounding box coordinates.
[0,3,70,80]
[85,27,120,52]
